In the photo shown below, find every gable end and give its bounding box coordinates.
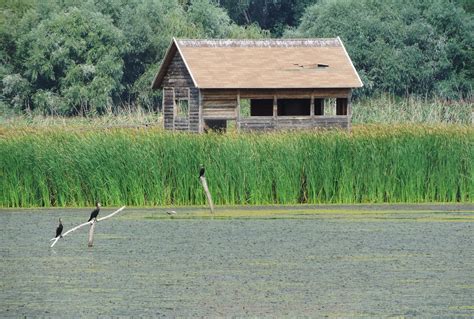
[151,39,197,89]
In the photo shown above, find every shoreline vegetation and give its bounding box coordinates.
[1,121,472,208]
[1,95,472,128]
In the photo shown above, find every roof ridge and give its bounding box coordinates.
[175,38,341,48]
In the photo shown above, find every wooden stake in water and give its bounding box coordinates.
[200,176,214,214]
[88,220,96,247]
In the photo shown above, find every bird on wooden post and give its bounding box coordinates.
[198,164,214,214]
[199,165,205,178]
[55,218,63,238]
[88,202,101,222]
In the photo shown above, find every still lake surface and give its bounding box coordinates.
[1,207,473,317]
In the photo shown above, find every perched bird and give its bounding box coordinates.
[88,202,101,222]
[55,218,63,238]
[166,210,177,215]
[199,165,205,178]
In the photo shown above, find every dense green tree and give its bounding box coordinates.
[0,0,265,114]
[219,0,318,35]
[110,0,197,109]
[0,0,35,112]
[13,7,126,114]
[290,0,473,98]
[456,0,474,13]
[1,0,471,115]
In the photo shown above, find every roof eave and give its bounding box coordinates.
[198,85,361,89]
[174,39,199,88]
[338,36,363,88]
[151,39,177,90]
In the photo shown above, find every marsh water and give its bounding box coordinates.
[1,206,473,317]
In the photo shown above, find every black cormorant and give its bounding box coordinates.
[199,165,205,178]
[88,202,101,222]
[55,218,63,238]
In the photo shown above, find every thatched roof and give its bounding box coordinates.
[152,38,363,89]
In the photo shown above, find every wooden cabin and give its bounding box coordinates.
[151,38,363,132]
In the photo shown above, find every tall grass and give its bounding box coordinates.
[2,95,471,130]
[352,95,472,125]
[0,125,472,207]
[0,108,163,129]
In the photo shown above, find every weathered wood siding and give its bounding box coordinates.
[201,88,350,100]
[199,89,351,131]
[163,88,174,130]
[189,88,200,132]
[161,53,194,88]
[201,90,238,119]
[164,84,351,132]
[239,116,349,131]
[161,52,199,132]
[240,88,351,99]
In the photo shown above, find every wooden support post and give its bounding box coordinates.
[273,94,278,128]
[273,95,277,119]
[88,220,96,247]
[198,90,203,133]
[347,91,352,132]
[172,88,176,131]
[236,90,241,131]
[200,176,214,214]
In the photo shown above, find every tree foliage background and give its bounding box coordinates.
[0,0,472,115]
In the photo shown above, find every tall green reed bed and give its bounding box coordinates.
[352,95,472,125]
[0,125,472,207]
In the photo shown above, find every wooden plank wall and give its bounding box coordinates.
[189,88,200,132]
[163,88,174,130]
[201,88,350,100]
[165,87,352,132]
[161,52,199,132]
[161,53,194,88]
[201,90,237,119]
[239,116,349,131]
[201,88,351,131]
[239,117,276,131]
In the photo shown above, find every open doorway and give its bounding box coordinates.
[204,119,237,133]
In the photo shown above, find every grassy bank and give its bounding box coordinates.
[0,125,472,207]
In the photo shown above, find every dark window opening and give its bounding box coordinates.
[277,99,310,116]
[314,99,324,116]
[317,63,329,68]
[336,98,348,115]
[250,99,273,116]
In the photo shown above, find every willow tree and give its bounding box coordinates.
[16,7,126,115]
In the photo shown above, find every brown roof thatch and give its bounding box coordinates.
[152,38,363,89]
